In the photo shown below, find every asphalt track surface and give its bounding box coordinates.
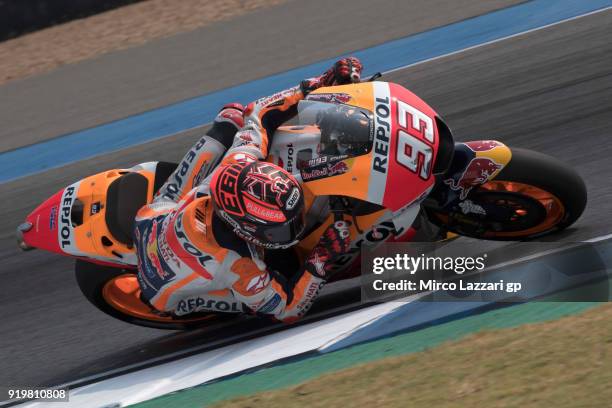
[0,1,611,398]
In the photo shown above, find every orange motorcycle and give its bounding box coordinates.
[16,80,587,329]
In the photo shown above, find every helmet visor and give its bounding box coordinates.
[257,213,306,247]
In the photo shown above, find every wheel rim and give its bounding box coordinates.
[102,274,216,323]
[478,181,565,237]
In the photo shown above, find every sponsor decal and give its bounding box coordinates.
[305,93,352,104]
[219,209,242,230]
[239,132,253,142]
[465,140,502,152]
[174,213,214,273]
[49,206,57,231]
[144,220,173,280]
[367,82,391,204]
[230,152,258,164]
[192,165,209,187]
[245,198,286,222]
[90,201,101,215]
[246,273,270,294]
[372,96,391,174]
[135,218,177,291]
[286,144,294,173]
[300,160,348,182]
[327,220,403,275]
[307,248,328,277]
[305,154,348,167]
[157,220,181,268]
[306,154,348,167]
[176,297,241,314]
[234,129,259,149]
[444,158,503,200]
[215,164,244,216]
[297,281,325,317]
[256,88,293,108]
[162,136,208,201]
[59,186,75,249]
[285,187,300,210]
[257,293,281,314]
[459,200,487,215]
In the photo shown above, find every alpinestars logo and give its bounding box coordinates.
[309,250,327,277]
[246,273,270,294]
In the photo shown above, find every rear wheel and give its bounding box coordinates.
[427,148,587,240]
[75,260,235,330]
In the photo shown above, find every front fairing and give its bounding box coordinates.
[271,82,445,212]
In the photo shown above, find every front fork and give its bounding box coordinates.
[420,141,512,235]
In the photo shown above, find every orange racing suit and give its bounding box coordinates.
[134,85,326,322]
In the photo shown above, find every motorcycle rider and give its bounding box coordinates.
[134,57,363,322]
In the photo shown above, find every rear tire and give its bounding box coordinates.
[75,260,232,330]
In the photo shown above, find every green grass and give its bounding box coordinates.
[213,303,612,408]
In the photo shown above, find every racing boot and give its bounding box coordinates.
[207,102,245,148]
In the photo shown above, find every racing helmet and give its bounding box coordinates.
[210,158,305,249]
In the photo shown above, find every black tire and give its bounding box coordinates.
[427,148,587,240]
[492,148,587,232]
[75,260,232,330]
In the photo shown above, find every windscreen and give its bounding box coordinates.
[297,100,374,159]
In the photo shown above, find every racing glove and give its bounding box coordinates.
[304,220,352,279]
[301,57,363,95]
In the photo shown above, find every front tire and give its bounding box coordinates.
[427,148,587,240]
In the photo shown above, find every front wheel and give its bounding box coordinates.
[75,260,236,330]
[426,148,587,240]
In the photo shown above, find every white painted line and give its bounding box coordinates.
[586,233,612,243]
[17,302,402,408]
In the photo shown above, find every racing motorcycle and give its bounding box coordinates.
[16,79,587,329]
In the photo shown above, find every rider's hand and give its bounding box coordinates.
[304,220,352,279]
[301,57,363,94]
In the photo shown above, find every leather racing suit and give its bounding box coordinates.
[134,83,336,323]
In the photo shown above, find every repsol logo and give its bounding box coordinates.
[174,213,213,272]
[373,96,391,174]
[164,137,207,200]
[287,144,294,173]
[59,186,75,248]
[177,298,241,314]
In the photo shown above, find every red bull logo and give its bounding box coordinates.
[301,159,349,181]
[444,158,503,199]
[465,140,502,152]
[145,221,171,279]
[328,161,349,175]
